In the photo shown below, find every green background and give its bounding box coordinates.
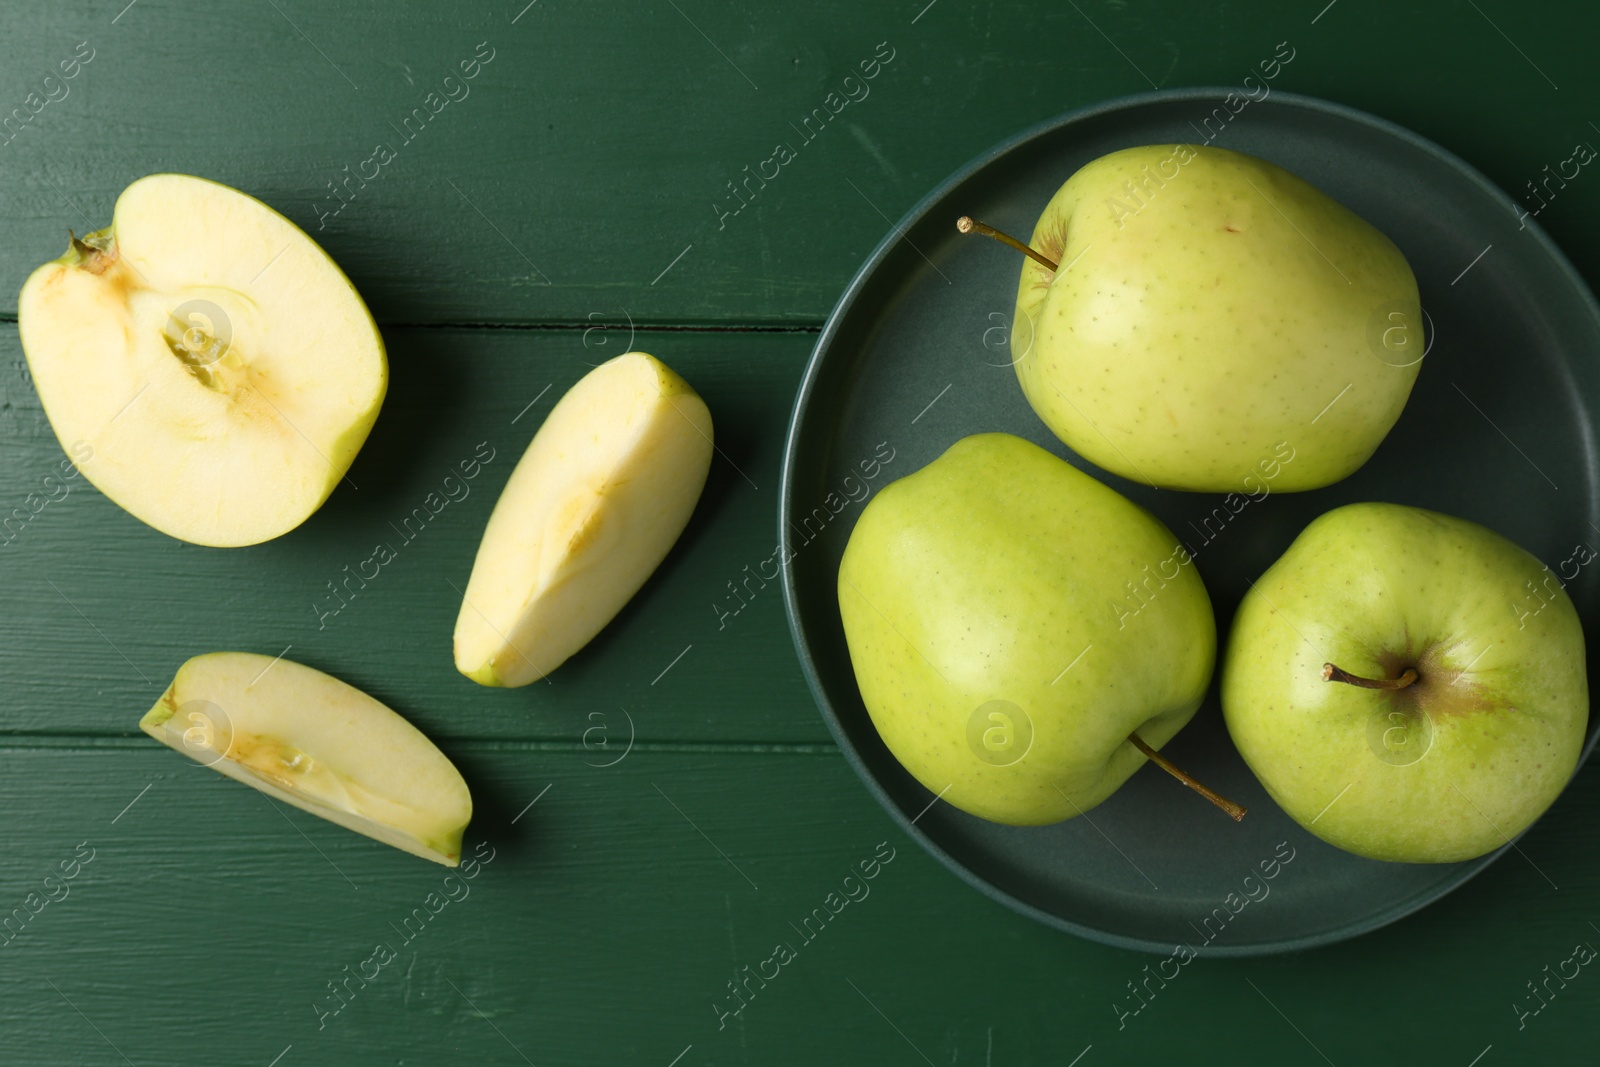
[1,1,1597,1064]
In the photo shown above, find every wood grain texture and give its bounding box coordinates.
[0,1,1597,325]
[1,1,1599,1064]
[0,746,1595,1066]
[0,325,827,744]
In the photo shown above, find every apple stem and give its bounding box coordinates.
[956,216,1060,273]
[1128,732,1247,822]
[68,230,116,276]
[1321,663,1419,690]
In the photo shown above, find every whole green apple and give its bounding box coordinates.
[1222,502,1589,862]
[837,433,1223,825]
[972,144,1421,492]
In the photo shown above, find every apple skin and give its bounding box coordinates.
[1222,502,1589,863]
[1011,145,1421,493]
[838,433,1216,825]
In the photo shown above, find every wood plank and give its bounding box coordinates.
[0,324,832,744]
[0,2,1595,325]
[0,744,1595,1065]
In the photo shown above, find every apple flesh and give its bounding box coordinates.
[838,433,1217,825]
[18,174,386,547]
[1222,503,1589,862]
[1004,145,1421,492]
[454,351,713,687]
[141,652,472,866]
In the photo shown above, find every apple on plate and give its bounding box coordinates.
[454,351,713,687]
[1222,502,1589,862]
[959,144,1422,492]
[838,432,1242,825]
[142,652,472,866]
[18,173,386,547]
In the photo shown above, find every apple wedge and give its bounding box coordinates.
[141,652,471,866]
[18,174,386,547]
[454,351,713,687]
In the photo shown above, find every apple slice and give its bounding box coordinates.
[454,351,713,687]
[141,652,471,866]
[18,174,387,547]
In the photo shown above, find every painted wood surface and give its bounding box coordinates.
[0,326,823,744]
[0,746,1596,1065]
[0,1,1597,325]
[0,1,1597,1065]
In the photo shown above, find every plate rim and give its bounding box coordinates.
[778,85,1600,957]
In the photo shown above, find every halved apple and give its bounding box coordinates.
[18,174,386,547]
[141,652,471,866]
[454,351,713,687]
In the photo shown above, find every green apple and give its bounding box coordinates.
[961,144,1421,492]
[1222,503,1589,862]
[141,652,472,866]
[455,351,713,687]
[838,432,1234,825]
[18,174,386,547]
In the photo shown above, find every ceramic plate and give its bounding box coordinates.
[779,88,1600,956]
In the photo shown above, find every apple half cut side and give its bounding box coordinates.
[454,351,713,687]
[18,173,387,547]
[141,652,472,866]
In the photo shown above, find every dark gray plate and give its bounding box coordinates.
[779,88,1600,956]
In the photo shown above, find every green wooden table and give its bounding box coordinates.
[2,2,1598,1063]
